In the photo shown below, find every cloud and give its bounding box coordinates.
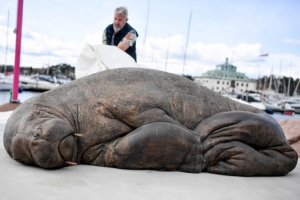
[0,15,6,23]
[135,36,300,80]
[284,39,300,45]
[0,25,85,68]
[82,30,103,45]
[136,36,269,78]
[1,25,299,80]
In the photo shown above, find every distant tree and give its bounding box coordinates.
[182,74,194,81]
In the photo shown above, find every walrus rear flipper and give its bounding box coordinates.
[194,111,298,176]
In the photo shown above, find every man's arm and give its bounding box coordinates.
[102,30,107,44]
[117,30,137,51]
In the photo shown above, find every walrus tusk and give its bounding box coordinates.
[65,161,77,166]
[74,133,84,137]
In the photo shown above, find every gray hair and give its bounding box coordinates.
[115,6,128,18]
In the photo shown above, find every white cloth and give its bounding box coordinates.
[76,44,139,79]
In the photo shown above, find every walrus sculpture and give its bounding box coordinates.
[3,68,298,176]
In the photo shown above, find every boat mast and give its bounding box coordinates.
[287,63,292,97]
[268,67,273,92]
[4,10,10,73]
[274,60,282,95]
[141,0,150,66]
[165,34,170,72]
[293,79,300,96]
[182,11,192,75]
[257,70,260,93]
[273,73,278,94]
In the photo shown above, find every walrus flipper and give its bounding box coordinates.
[88,122,203,173]
[194,111,298,176]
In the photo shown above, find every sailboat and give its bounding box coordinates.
[0,11,14,91]
[263,62,296,115]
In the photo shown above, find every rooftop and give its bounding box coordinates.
[199,58,253,81]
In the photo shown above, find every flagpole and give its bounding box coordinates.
[11,0,24,103]
[258,53,269,93]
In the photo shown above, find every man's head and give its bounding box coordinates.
[113,6,128,33]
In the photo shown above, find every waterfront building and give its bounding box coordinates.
[194,58,256,94]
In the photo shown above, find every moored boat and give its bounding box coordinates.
[0,73,60,92]
[264,100,296,115]
[19,74,60,91]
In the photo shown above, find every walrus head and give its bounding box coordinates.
[4,108,80,169]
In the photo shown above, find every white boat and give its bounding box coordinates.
[0,73,14,91]
[19,74,60,91]
[0,73,60,91]
[0,79,13,91]
[277,99,300,114]
[235,93,266,111]
[264,100,295,115]
[222,93,266,111]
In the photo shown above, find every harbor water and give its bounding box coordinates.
[1,90,300,120]
[0,90,42,106]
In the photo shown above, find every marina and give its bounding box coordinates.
[1,89,300,121]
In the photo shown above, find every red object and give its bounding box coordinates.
[11,0,23,103]
[283,111,294,115]
[259,53,269,57]
[4,70,13,76]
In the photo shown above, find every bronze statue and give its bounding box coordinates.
[3,68,298,176]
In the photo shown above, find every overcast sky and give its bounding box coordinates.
[0,0,300,79]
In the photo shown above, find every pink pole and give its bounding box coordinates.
[11,0,24,103]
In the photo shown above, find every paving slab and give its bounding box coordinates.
[1,112,299,200]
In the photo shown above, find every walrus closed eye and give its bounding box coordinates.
[3,68,298,176]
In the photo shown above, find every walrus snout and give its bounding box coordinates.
[10,117,78,169]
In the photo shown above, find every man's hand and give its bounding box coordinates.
[117,42,130,51]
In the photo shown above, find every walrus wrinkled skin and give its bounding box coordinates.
[3,68,298,176]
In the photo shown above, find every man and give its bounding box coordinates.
[102,7,138,62]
